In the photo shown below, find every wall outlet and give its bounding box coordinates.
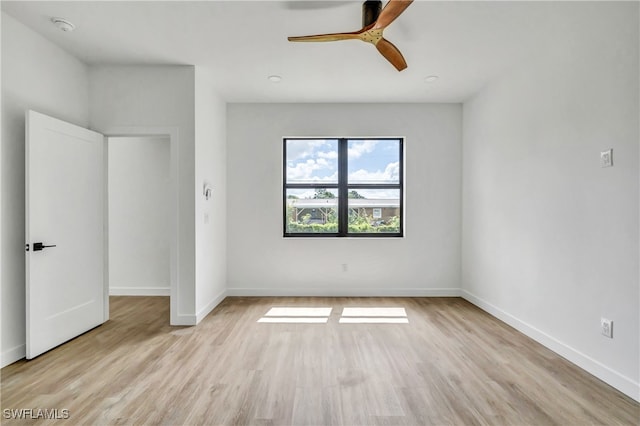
[601,318,613,338]
[341,263,348,272]
[600,149,613,168]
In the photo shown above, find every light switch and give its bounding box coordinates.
[600,149,613,168]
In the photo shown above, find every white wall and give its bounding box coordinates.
[89,66,197,325]
[461,2,639,400]
[1,13,90,367]
[227,103,462,296]
[108,136,171,296]
[194,68,227,321]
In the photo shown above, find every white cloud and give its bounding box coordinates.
[384,162,400,181]
[287,140,333,161]
[317,150,338,159]
[349,161,399,183]
[287,159,323,180]
[287,188,319,199]
[324,171,338,182]
[348,140,378,159]
[287,159,338,183]
[316,158,329,167]
[351,188,399,199]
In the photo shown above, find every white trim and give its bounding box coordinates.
[102,138,110,323]
[226,287,461,297]
[195,289,228,324]
[0,50,3,375]
[109,287,170,296]
[173,314,197,326]
[461,290,640,402]
[1,344,25,368]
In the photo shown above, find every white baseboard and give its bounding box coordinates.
[461,290,640,402]
[109,287,170,296]
[1,344,25,368]
[226,287,461,297]
[171,313,197,326]
[196,289,228,324]
[170,290,228,326]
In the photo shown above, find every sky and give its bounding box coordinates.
[286,139,400,199]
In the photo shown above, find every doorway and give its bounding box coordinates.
[107,136,171,296]
[105,128,179,324]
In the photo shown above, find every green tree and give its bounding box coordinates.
[314,189,336,199]
[348,190,366,199]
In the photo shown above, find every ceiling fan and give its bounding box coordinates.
[287,0,414,71]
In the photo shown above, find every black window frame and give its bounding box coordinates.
[283,137,404,238]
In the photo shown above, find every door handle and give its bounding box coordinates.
[32,242,56,251]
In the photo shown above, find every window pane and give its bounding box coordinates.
[286,139,338,184]
[348,189,400,233]
[348,139,400,184]
[285,188,338,233]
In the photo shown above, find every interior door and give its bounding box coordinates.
[25,110,106,359]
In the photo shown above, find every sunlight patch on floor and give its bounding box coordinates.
[264,307,332,317]
[339,317,409,324]
[258,307,332,323]
[257,317,329,323]
[341,307,407,317]
[340,307,409,323]
[257,306,408,324]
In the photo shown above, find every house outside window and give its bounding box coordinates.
[283,138,403,237]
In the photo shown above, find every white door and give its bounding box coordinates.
[25,110,107,359]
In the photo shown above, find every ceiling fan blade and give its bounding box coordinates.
[375,37,408,71]
[288,31,362,43]
[373,0,413,29]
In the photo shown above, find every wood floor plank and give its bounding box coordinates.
[1,296,638,425]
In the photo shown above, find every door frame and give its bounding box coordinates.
[103,127,179,325]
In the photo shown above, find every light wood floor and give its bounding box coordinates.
[2,296,638,425]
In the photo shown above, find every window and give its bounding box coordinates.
[284,138,403,237]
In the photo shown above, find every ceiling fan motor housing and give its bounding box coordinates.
[363,0,383,27]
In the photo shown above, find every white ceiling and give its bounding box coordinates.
[2,1,569,103]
